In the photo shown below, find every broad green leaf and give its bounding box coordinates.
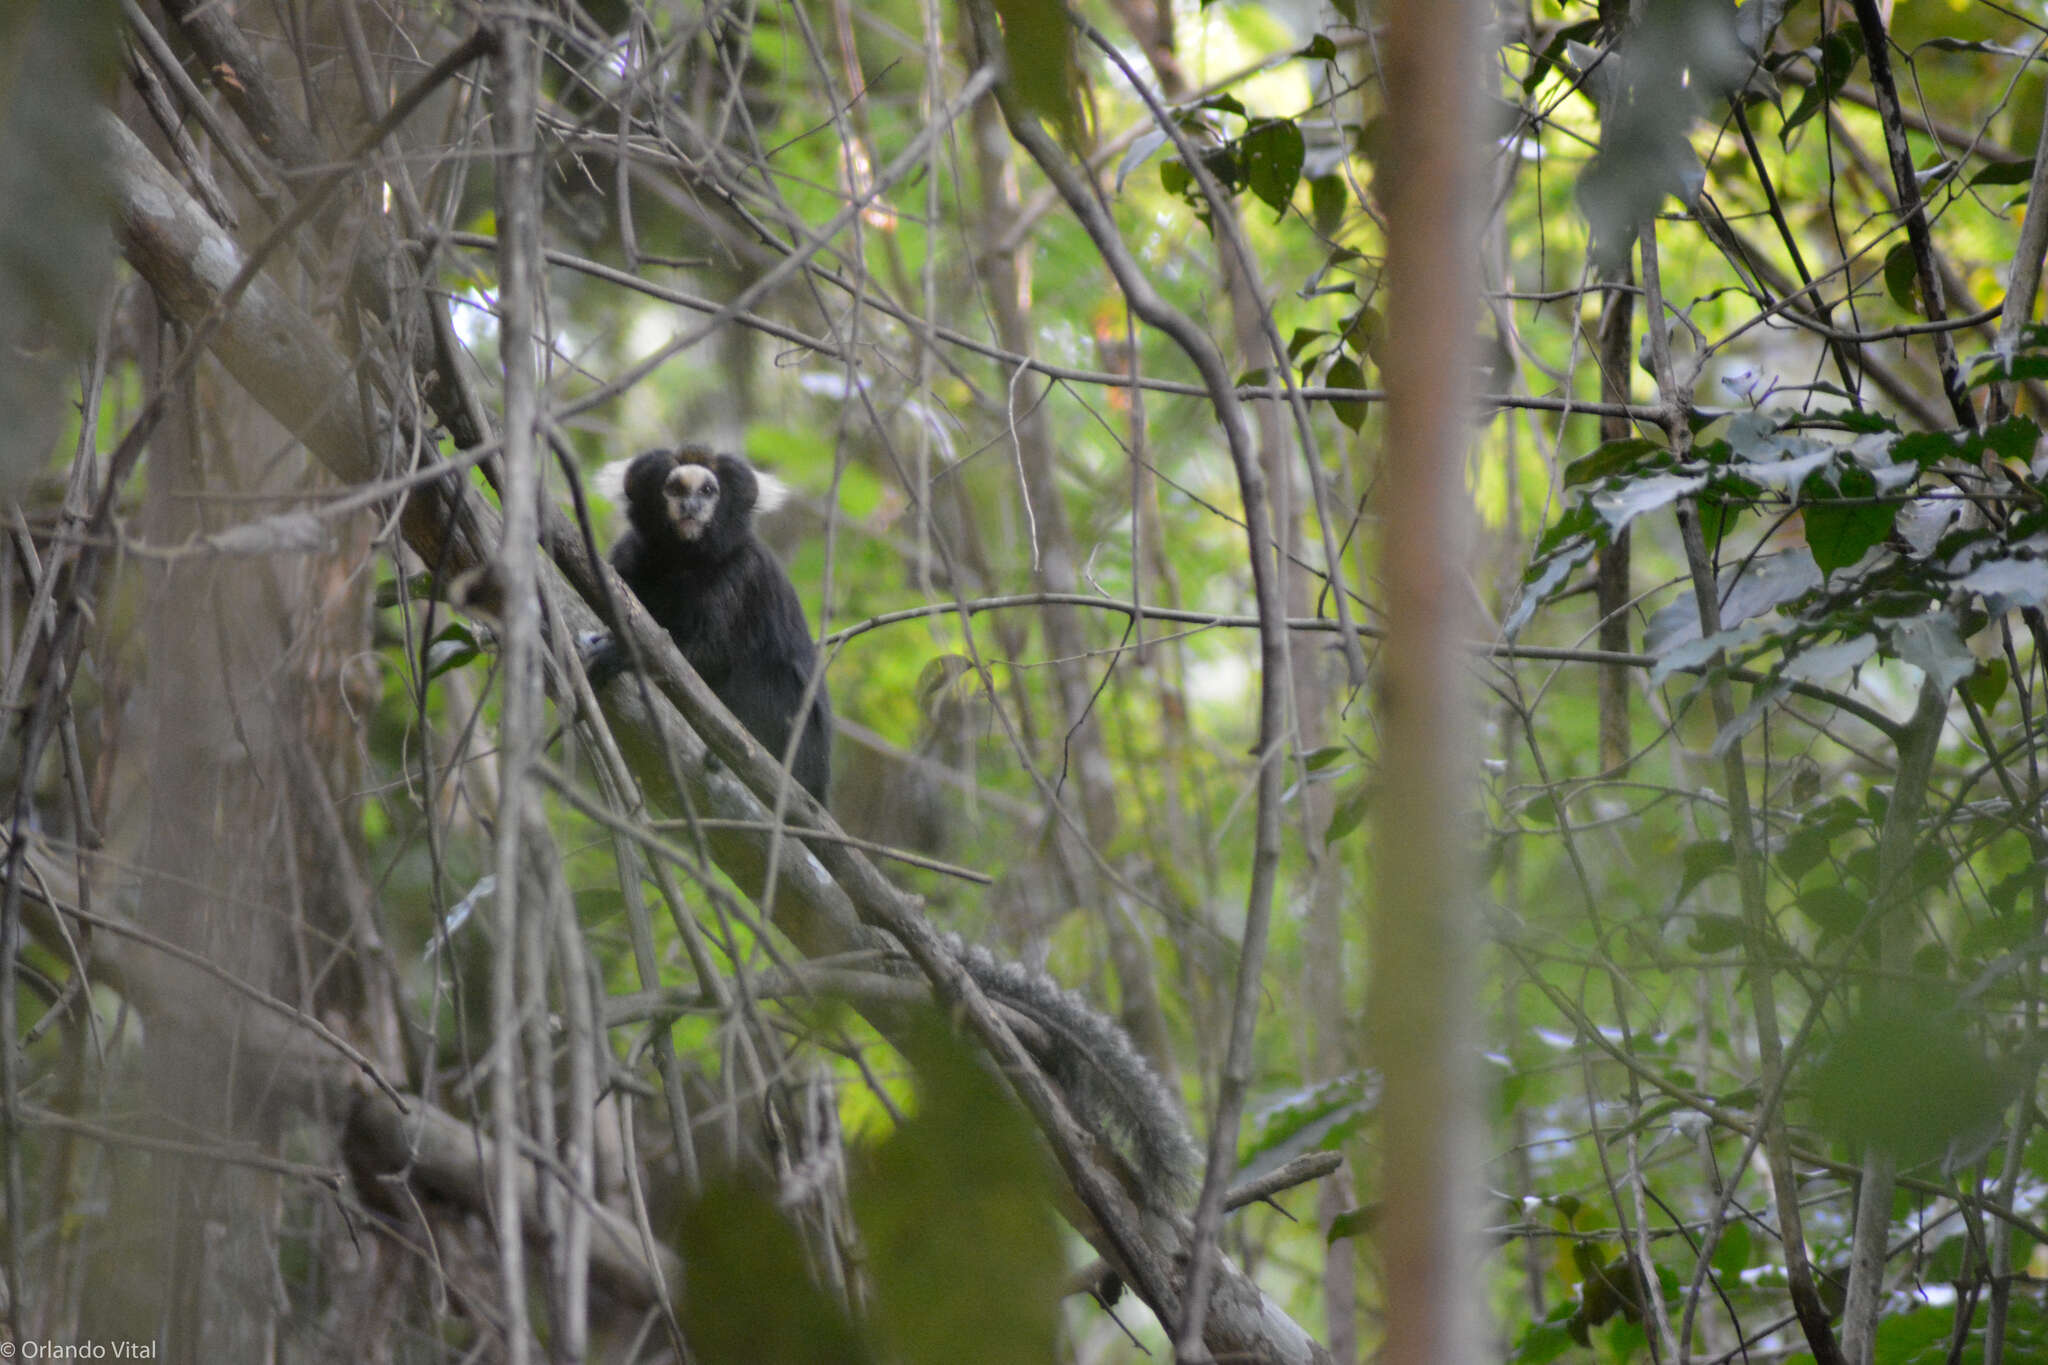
[1327,1205,1377,1242]
[1804,479,1896,573]
[1243,118,1306,219]
[1711,1220,1751,1280]
[1688,913,1744,954]
[1649,617,1772,686]
[1563,437,1664,487]
[1795,884,1865,938]
[1964,657,2009,707]
[1326,355,1368,430]
[1326,779,1371,842]
[1978,414,2041,465]
[1297,34,1338,62]
[1969,158,2034,187]
[1675,840,1734,905]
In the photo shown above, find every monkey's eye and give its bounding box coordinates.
[665,466,718,501]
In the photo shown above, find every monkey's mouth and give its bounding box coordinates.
[666,490,716,540]
[662,463,721,541]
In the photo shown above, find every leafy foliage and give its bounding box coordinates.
[19,0,2048,1361]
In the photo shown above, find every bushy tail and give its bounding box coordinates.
[950,938,1199,1213]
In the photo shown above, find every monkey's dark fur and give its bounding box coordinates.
[592,450,1197,1217]
[590,446,832,802]
[943,937,1199,1215]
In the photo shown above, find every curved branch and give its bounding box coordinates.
[958,1,1309,1356]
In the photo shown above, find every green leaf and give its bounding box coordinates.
[1676,839,1734,905]
[1964,657,2009,707]
[1711,1220,1752,1280]
[1892,610,1977,691]
[1795,884,1865,939]
[1969,159,2034,188]
[1883,241,1920,314]
[1243,118,1307,219]
[1244,1071,1376,1158]
[1287,327,1330,360]
[1339,302,1383,363]
[1960,555,2048,608]
[1297,34,1338,62]
[1589,471,1708,533]
[1564,437,1665,487]
[1688,914,1744,954]
[1780,632,1877,686]
[1892,428,1965,467]
[1776,806,1857,880]
[425,624,481,679]
[1506,534,1599,639]
[1522,19,1602,97]
[1695,470,1757,551]
[1326,779,1371,842]
[1532,502,1601,562]
[1510,1319,1579,1364]
[1327,1204,1377,1242]
[1804,477,1897,574]
[1979,414,2041,465]
[1326,355,1368,431]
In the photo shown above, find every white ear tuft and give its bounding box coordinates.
[590,458,632,505]
[751,467,793,519]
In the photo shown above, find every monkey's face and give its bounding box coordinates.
[611,446,771,558]
[663,461,721,541]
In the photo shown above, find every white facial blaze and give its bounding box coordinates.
[667,463,717,539]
